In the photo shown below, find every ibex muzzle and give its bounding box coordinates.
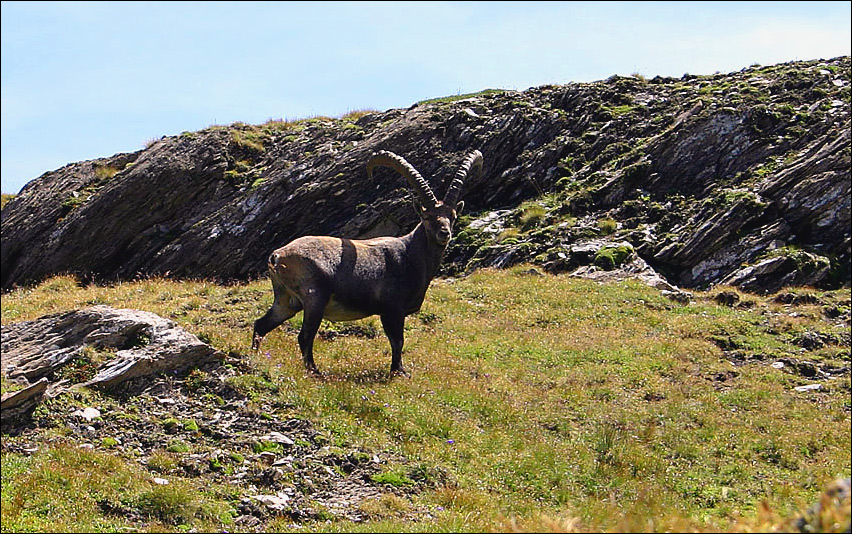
[252,150,483,376]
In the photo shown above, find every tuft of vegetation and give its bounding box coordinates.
[370,470,416,487]
[1,193,15,209]
[518,203,548,231]
[93,165,119,181]
[340,108,379,122]
[593,245,634,270]
[183,368,206,391]
[251,440,282,454]
[165,440,191,454]
[416,88,506,106]
[230,126,267,154]
[182,419,199,432]
[55,345,113,383]
[596,217,618,235]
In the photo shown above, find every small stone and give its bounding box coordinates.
[795,478,851,532]
[72,407,101,421]
[250,492,290,511]
[260,431,294,446]
[793,383,822,392]
[258,451,277,465]
[153,477,169,485]
[771,361,785,369]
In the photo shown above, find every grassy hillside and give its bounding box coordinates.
[1,268,850,532]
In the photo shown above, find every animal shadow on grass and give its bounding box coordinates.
[315,364,406,385]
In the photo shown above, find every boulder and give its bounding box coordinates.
[1,305,223,428]
[0,378,48,429]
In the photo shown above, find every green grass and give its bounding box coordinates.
[0,444,233,532]
[371,470,416,488]
[1,268,850,532]
[415,89,505,106]
[94,165,120,181]
[230,126,267,153]
[518,202,548,231]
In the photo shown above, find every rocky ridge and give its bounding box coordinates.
[1,56,850,293]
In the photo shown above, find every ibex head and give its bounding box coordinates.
[367,150,483,246]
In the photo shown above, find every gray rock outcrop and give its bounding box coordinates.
[2,56,849,293]
[1,305,223,428]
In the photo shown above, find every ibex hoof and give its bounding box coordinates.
[390,367,410,378]
[251,335,264,352]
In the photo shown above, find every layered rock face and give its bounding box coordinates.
[1,305,223,429]
[1,305,223,390]
[2,56,849,293]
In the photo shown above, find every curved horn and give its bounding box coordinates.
[367,150,438,208]
[443,150,482,206]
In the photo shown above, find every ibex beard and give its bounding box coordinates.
[252,149,483,376]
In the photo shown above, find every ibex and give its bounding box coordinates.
[252,149,483,376]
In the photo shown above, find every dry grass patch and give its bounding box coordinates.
[1,267,849,532]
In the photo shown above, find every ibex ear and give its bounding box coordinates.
[412,197,426,215]
[455,201,464,216]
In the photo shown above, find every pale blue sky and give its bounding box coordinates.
[2,1,850,194]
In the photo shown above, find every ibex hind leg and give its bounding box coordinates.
[252,293,301,351]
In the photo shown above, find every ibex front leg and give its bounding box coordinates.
[297,294,329,375]
[381,313,409,377]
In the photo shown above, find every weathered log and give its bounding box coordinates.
[0,378,48,430]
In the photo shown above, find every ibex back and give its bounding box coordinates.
[252,150,483,376]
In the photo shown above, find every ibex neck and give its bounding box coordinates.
[405,223,447,278]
